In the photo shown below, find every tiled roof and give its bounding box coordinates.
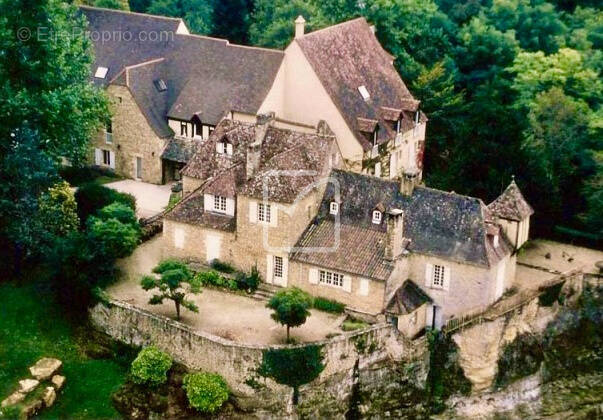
[161,135,200,163]
[385,280,432,315]
[81,7,283,136]
[488,180,534,222]
[292,169,511,269]
[291,220,395,281]
[165,187,236,231]
[296,18,425,151]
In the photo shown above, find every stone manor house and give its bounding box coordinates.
[82,6,533,335]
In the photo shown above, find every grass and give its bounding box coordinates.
[341,319,369,331]
[0,282,129,419]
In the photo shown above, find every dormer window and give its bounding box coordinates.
[94,66,109,79]
[180,121,188,137]
[372,210,382,224]
[330,202,339,215]
[358,85,370,101]
[213,195,227,213]
[493,234,499,248]
[154,79,167,92]
[216,141,233,156]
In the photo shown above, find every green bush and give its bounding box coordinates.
[131,346,173,386]
[313,297,345,313]
[182,372,229,414]
[196,270,238,291]
[97,202,138,226]
[210,259,236,273]
[235,266,261,292]
[59,165,119,186]
[75,182,136,225]
[342,319,369,331]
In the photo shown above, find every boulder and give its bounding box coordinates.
[51,375,66,390]
[18,379,39,394]
[20,398,43,419]
[29,358,62,381]
[1,391,25,408]
[43,387,56,408]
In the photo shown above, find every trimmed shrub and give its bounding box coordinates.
[196,270,238,291]
[182,372,229,414]
[131,346,173,386]
[75,182,136,225]
[235,266,261,292]
[97,202,138,226]
[210,259,236,274]
[313,297,346,314]
[59,165,119,186]
[342,319,369,331]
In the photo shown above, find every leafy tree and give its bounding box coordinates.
[211,0,253,44]
[131,346,173,386]
[38,181,79,237]
[94,0,130,9]
[141,260,200,320]
[258,345,325,404]
[580,151,603,236]
[75,182,136,226]
[97,202,138,226]
[182,372,229,413]
[147,0,214,34]
[129,0,152,12]
[318,0,363,23]
[436,0,489,24]
[249,0,328,48]
[87,216,140,260]
[266,287,313,342]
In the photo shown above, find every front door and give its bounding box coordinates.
[136,157,142,179]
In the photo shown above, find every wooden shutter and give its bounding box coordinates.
[109,151,115,169]
[443,266,451,291]
[343,275,352,293]
[269,205,278,227]
[94,148,102,165]
[425,263,434,287]
[265,255,273,284]
[249,201,257,223]
[309,268,318,284]
[282,257,289,286]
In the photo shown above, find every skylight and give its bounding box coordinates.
[358,85,370,101]
[154,79,167,92]
[94,66,109,79]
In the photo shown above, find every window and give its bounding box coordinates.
[258,203,271,223]
[180,122,188,137]
[396,119,401,133]
[372,210,382,224]
[105,121,113,144]
[330,201,339,215]
[102,149,111,166]
[226,143,233,155]
[94,66,109,79]
[273,256,283,279]
[493,234,499,248]
[213,195,227,213]
[358,85,370,101]
[432,265,445,288]
[319,270,344,288]
[209,126,215,135]
[216,142,224,154]
[154,79,167,92]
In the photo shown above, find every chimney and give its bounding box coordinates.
[246,113,274,179]
[400,169,419,196]
[384,209,404,261]
[295,15,306,39]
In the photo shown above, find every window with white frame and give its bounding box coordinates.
[432,264,445,288]
[213,195,227,213]
[180,121,188,137]
[330,201,339,215]
[372,210,382,224]
[105,121,113,144]
[273,256,283,279]
[319,270,344,288]
[102,149,111,166]
[258,203,271,223]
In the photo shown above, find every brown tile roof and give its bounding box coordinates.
[357,117,378,133]
[291,220,395,281]
[488,180,534,222]
[164,188,236,231]
[296,18,424,151]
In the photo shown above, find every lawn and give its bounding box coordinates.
[0,282,129,419]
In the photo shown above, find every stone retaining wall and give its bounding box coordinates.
[89,299,412,408]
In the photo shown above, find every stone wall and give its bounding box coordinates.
[90,299,412,410]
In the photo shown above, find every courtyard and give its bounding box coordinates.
[105,180,173,219]
[110,236,345,345]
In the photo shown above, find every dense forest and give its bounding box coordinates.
[86,0,602,240]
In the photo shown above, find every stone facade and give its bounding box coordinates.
[90,85,167,184]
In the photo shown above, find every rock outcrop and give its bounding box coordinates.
[29,358,62,381]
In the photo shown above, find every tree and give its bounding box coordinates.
[147,0,214,34]
[38,181,79,237]
[211,0,253,44]
[141,260,200,320]
[87,216,140,260]
[249,0,328,48]
[266,288,313,342]
[182,372,229,413]
[580,151,603,235]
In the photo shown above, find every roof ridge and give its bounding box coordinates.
[124,57,166,71]
[79,5,184,23]
[298,17,367,39]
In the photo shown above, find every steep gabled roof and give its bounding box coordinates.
[80,6,284,137]
[488,180,534,222]
[292,169,511,270]
[385,280,433,315]
[296,18,424,151]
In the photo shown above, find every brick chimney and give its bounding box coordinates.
[295,15,306,39]
[384,209,404,261]
[246,113,274,179]
[400,169,419,196]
